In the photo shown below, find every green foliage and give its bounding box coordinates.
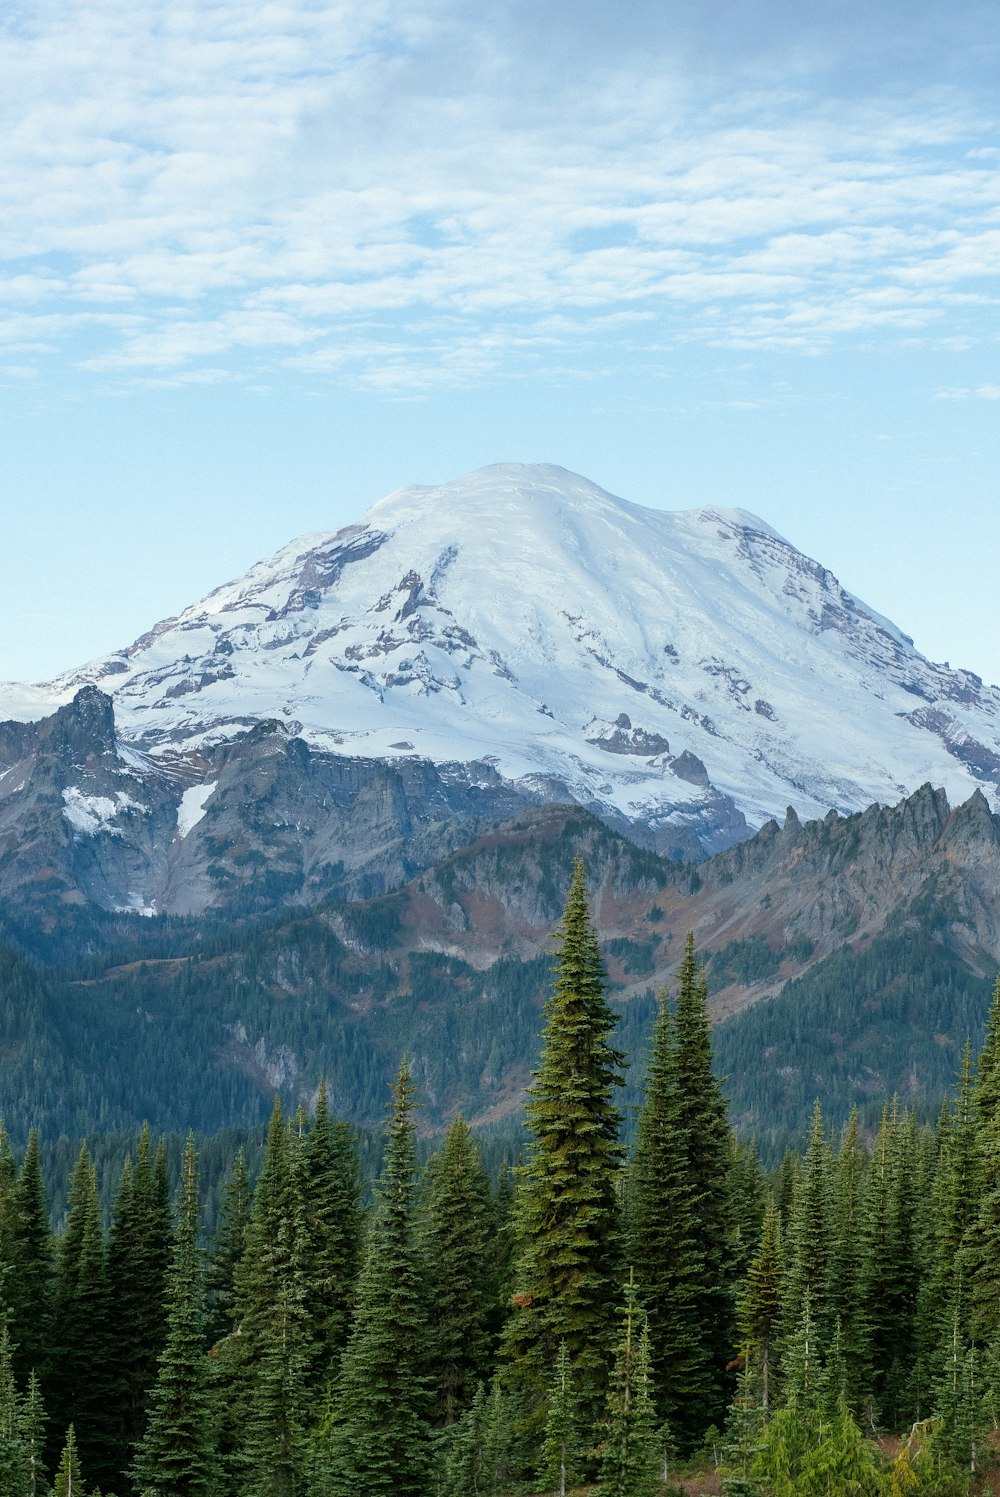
[53,1425,83,1497]
[596,1277,660,1497]
[714,930,997,1161]
[106,1123,172,1471]
[422,1115,497,1424]
[540,1340,582,1497]
[323,1060,431,1497]
[131,1136,217,1497]
[46,1146,116,1490]
[504,858,625,1446]
[632,935,736,1446]
[738,1199,783,1413]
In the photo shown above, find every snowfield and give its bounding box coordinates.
[6,464,1000,837]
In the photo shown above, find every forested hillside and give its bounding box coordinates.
[0,789,996,1156]
[0,867,997,1495]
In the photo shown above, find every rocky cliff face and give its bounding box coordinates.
[342,781,1000,1021]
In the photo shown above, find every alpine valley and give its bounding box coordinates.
[1,463,999,1151]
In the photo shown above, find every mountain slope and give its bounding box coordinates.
[3,465,1000,893]
[0,785,995,1150]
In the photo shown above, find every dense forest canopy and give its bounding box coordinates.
[0,863,996,1493]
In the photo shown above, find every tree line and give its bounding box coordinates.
[0,859,996,1494]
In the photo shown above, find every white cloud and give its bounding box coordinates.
[0,0,998,387]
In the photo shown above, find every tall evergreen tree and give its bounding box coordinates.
[323,1059,431,1497]
[780,1101,834,1350]
[738,1198,784,1413]
[966,980,1000,1344]
[107,1123,173,1470]
[46,1146,115,1490]
[504,858,625,1446]
[918,1054,978,1389]
[204,1149,251,1351]
[6,1131,51,1389]
[215,1099,312,1497]
[632,934,735,1445]
[630,988,703,1438]
[829,1110,869,1411]
[422,1115,497,1425]
[859,1104,921,1426]
[0,1328,31,1497]
[132,1135,217,1497]
[22,1374,46,1497]
[298,1082,361,1382]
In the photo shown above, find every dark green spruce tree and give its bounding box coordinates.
[204,1148,252,1351]
[131,1135,217,1497]
[46,1145,116,1490]
[298,1081,361,1383]
[422,1114,497,1425]
[780,1101,833,1351]
[6,1131,52,1389]
[738,1197,784,1413]
[215,1099,312,1497]
[966,978,1000,1344]
[323,1059,431,1497]
[631,933,735,1446]
[596,1273,660,1497]
[503,858,625,1454]
[107,1123,173,1472]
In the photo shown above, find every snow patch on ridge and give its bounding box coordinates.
[176,781,217,838]
[62,787,148,836]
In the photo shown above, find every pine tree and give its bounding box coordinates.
[933,1310,989,1478]
[423,1115,497,1424]
[539,1341,581,1497]
[966,980,1000,1344]
[46,1146,115,1490]
[131,1135,217,1497]
[0,1328,30,1497]
[751,1295,823,1497]
[632,933,735,1446]
[738,1198,783,1412]
[323,1059,431,1497]
[298,1083,361,1382]
[22,1373,46,1497]
[917,1055,978,1395]
[859,1104,921,1426]
[218,1100,312,1497]
[719,1358,763,1497]
[829,1110,869,1411]
[6,1132,52,1388]
[106,1123,173,1469]
[53,1425,84,1497]
[780,1101,833,1350]
[729,1135,767,1281]
[596,1274,660,1497]
[670,933,737,1418]
[631,987,704,1437]
[204,1148,251,1350]
[504,858,624,1445]
[442,1381,489,1497]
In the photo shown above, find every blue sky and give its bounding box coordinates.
[1,0,998,685]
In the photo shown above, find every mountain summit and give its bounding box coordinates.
[2,463,999,897]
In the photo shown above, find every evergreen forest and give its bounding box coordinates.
[0,861,998,1495]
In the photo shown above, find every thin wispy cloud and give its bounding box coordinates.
[1,0,997,389]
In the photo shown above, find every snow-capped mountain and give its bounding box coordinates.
[2,462,1000,914]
